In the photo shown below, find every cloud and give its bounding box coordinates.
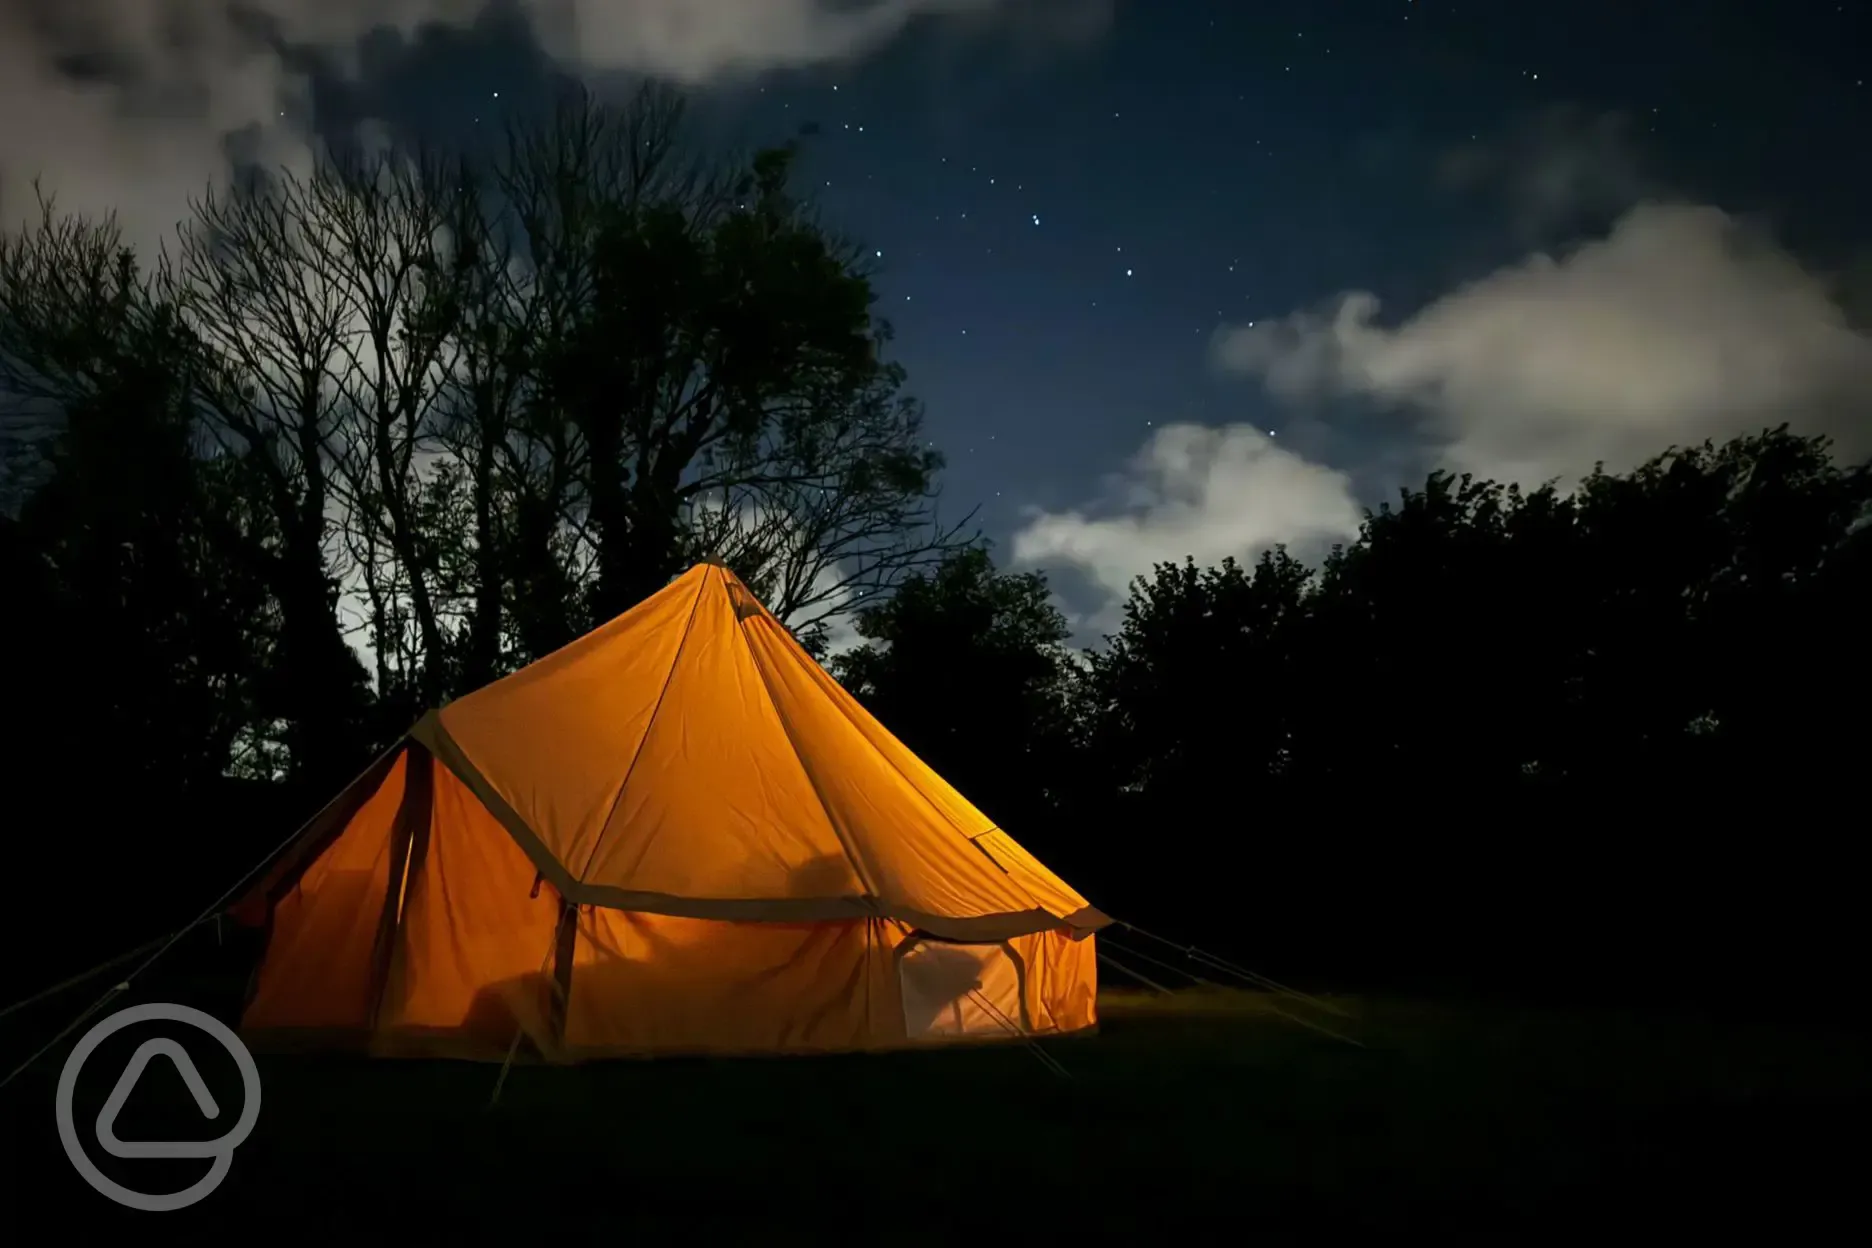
[1213,201,1872,488]
[1013,110,1872,621]
[0,1,316,252]
[0,0,1080,245]
[524,0,1022,80]
[1010,423,1364,623]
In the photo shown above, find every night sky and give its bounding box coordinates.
[3,0,1869,630]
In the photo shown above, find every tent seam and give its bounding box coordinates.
[771,634,1049,913]
[576,567,713,883]
[738,606,887,904]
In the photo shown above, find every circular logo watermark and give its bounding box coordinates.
[55,1003,262,1212]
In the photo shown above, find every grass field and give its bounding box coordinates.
[2,984,1866,1239]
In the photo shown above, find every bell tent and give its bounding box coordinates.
[232,562,1108,1061]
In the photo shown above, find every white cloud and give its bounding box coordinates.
[1213,201,1872,488]
[0,2,316,253]
[0,0,1082,246]
[1013,198,1872,624]
[1010,423,1364,624]
[526,0,1016,80]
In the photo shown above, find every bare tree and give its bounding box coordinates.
[493,85,726,626]
[304,149,472,708]
[177,150,481,716]
[170,172,373,783]
[427,162,554,685]
[683,369,974,641]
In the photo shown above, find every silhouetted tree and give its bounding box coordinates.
[518,89,969,638]
[1056,425,1869,998]
[1083,551,1315,800]
[1280,427,1872,809]
[2,86,970,790]
[0,204,274,794]
[833,546,1077,838]
[1066,551,1313,943]
[1295,470,1538,800]
[161,86,969,718]
[164,176,380,787]
[1594,426,1872,793]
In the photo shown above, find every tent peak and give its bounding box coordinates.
[405,552,1101,941]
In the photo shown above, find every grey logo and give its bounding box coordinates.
[55,1003,262,1212]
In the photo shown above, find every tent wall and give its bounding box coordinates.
[1009,928,1099,1035]
[242,748,1101,1062]
[892,927,1100,1045]
[897,936,1027,1039]
[553,917,1097,1059]
[243,749,411,1036]
[559,912,893,1058]
[373,757,564,1059]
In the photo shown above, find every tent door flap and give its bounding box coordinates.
[897,939,1027,1040]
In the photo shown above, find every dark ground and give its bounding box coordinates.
[1,978,1865,1241]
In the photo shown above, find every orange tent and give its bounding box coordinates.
[232,562,1108,1061]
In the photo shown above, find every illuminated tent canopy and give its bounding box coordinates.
[232,562,1108,1061]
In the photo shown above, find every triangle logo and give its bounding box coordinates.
[94,1039,225,1160]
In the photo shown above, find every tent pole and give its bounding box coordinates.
[487,927,564,1109]
[547,900,578,1044]
[366,745,435,1029]
[959,987,1071,1080]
